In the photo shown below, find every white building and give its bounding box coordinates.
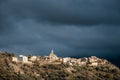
[29,56,37,61]
[88,62,98,66]
[12,57,18,62]
[19,55,28,63]
[91,62,98,66]
[49,50,58,62]
[63,57,71,63]
[44,56,49,60]
[89,56,98,63]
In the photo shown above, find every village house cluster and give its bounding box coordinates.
[12,50,107,66]
[12,50,59,63]
[62,56,107,66]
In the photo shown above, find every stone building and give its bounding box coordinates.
[49,50,58,62]
[12,57,18,62]
[63,57,71,63]
[88,56,99,66]
[89,56,98,63]
[91,62,98,66]
[29,56,37,61]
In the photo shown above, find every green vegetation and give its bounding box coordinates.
[0,52,120,80]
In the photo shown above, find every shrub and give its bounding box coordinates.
[105,73,113,79]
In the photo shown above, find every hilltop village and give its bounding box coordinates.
[12,50,108,67]
[0,50,120,80]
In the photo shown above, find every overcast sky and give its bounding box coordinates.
[0,0,120,66]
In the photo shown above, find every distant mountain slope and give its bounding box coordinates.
[0,52,120,80]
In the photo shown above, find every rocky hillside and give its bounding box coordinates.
[0,52,120,80]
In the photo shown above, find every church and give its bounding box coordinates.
[49,50,58,62]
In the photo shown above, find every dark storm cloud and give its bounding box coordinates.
[0,0,120,26]
[0,0,120,66]
[0,1,16,34]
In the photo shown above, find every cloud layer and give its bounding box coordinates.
[0,0,120,66]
